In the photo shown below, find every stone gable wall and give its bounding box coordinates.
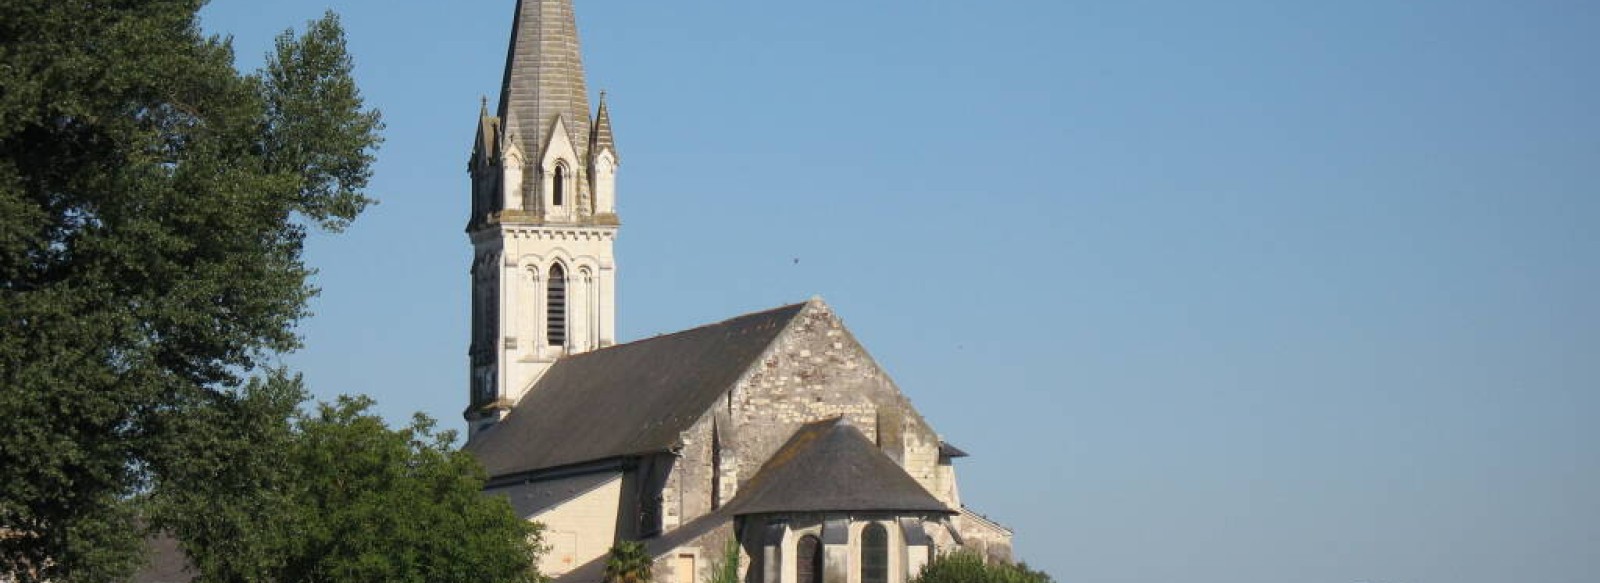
[723,301,945,503]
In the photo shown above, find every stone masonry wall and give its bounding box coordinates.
[723,300,945,505]
[654,299,966,579]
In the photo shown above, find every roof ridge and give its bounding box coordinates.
[568,301,808,357]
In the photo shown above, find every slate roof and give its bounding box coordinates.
[471,98,501,168]
[726,417,955,515]
[498,0,591,164]
[467,303,807,477]
[589,92,616,161]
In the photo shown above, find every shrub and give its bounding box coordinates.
[910,551,1054,583]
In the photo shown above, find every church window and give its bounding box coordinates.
[547,263,567,347]
[553,164,566,206]
[861,524,888,583]
[796,535,822,583]
[710,426,722,510]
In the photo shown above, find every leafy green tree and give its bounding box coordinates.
[604,541,655,583]
[0,0,382,579]
[150,372,543,583]
[910,551,1054,583]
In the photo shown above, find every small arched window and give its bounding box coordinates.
[552,165,566,207]
[547,263,566,347]
[861,524,888,583]
[796,535,822,583]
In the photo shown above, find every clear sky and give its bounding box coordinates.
[197,1,1597,582]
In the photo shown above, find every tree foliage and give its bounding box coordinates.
[149,372,543,583]
[0,0,385,579]
[604,541,655,583]
[910,551,1054,583]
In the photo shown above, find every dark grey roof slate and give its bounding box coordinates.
[498,0,591,162]
[473,101,500,166]
[589,92,616,162]
[726,417,954,515]
[468,303,807,477]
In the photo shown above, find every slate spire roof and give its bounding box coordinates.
[726,417,955,515]
[466,303,809,477]
[498,0,590,163]
[589,91,616,161]
[471,96,500,168]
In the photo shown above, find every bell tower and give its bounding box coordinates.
[465,0,619,439]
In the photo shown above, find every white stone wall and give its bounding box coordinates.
[953,508,1014,564]
[532,474,624,577]
[467,221,618,440]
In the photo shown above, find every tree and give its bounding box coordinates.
[604,541,655,583]
[0,0,382,579]
[909,551,1054,583]
[149,372,543,583]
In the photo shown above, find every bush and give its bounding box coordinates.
[910,551,1054,583]
[604,540,654,583]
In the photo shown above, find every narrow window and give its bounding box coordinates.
[796,535,822,583]
[552,165,566,206]
[861,524,888,583]
[547,263,566,347]
[710,426,722,510]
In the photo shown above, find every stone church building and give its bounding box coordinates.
[461,2,1014,583]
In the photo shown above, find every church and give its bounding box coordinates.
[460,2,1015,583]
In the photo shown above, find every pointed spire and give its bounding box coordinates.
[498,0,591,164]
[471,95,500,169]
[589,90,616,162]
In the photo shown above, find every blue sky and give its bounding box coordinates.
[198,1,1597,582]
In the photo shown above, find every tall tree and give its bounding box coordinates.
[149,372,543,583]
[0,0,381,579]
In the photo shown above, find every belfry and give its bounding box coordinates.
[465,0,619,438]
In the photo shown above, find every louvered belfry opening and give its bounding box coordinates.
[797,535,822,583]
[547,263,567,347]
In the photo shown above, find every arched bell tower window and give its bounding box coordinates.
[796,535,822,583]
[552,164,566,207]
[547,263,566,347]
[861,524,888,583]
